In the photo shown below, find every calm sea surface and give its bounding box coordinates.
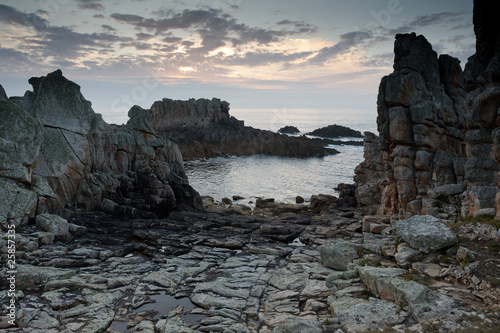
[184,108,377,203]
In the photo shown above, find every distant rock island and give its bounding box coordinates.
[308,124,363,138]
[278,125,300,134]
[148,99,338,160]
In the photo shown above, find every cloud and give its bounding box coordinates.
[111,8,316,49]
[162,36,182,43]
[136,32,155,40]
[0,4,49,31]
[359,53,394,68]
[276,19,318,34]
[309,31,372,64]
[75,0,105,11]
[0,4,133,61]
[101,24,117,32]
[225,50,313,67]
[407,12,465,28]
[389,11,468,35]
[110,13,145,24]
[120,42,153,50]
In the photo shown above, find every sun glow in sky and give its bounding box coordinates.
[0,0,474,124]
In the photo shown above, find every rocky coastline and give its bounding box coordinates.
[355,0,500,221]
[1,0,500,332]
[148,99,339,161]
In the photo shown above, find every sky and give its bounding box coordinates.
[0,0,475,125]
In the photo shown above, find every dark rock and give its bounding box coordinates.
[0,70,203,223]
[464,0,500,90]
[232,195,245,201]
[295,196,305,204]
[307,124,362,138]
[310,194,337,211]
[355,33,469,218]
[278,126,300,134]
[0,84,7,101]
[255,198,275,208]
[149,99,337,160]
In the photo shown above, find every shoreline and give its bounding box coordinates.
[2,202,499,332]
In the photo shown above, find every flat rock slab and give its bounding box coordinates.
[318,240,360,271]
[329,296,408,332]
[395,215,457,253]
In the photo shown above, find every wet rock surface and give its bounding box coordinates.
[2,207,499,332]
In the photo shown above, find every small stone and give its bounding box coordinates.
[412,262,442,277]
[221,197,232,205]
[456,246,476,262]
[295,196,305,204]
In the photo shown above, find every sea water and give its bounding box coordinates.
[184,108,377,203]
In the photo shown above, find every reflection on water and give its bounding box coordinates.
[108,291,205,332]
[185,145,364,203]
[134,291,204,323]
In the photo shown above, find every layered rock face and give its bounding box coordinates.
[0,70,202,225]
[149,98,337,160]
[462,0,500,218]
[355,33,468,218]
[356,0,500,219]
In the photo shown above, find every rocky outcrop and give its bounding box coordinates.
[356,0,500,219]
[355,33,468,218]
[278,125,300,134]
[149,98,337,160]
[308,124,362,138]
[462,0,500,218]
[0,70,202,225]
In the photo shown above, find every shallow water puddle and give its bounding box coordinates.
[109,291,206,332]
[109,321,129,332]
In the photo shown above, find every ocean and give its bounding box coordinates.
[184,108,377,204]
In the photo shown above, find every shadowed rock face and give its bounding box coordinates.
[356,0,500,219]
[355,33,468,218]
[149,98,338,160]
[0,70,203,224]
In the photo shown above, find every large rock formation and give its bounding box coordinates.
[462,0,500,218]
[149,98,337,160]
[355,33,468,218]
[356,0,500,219]
[0,70,203,225]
